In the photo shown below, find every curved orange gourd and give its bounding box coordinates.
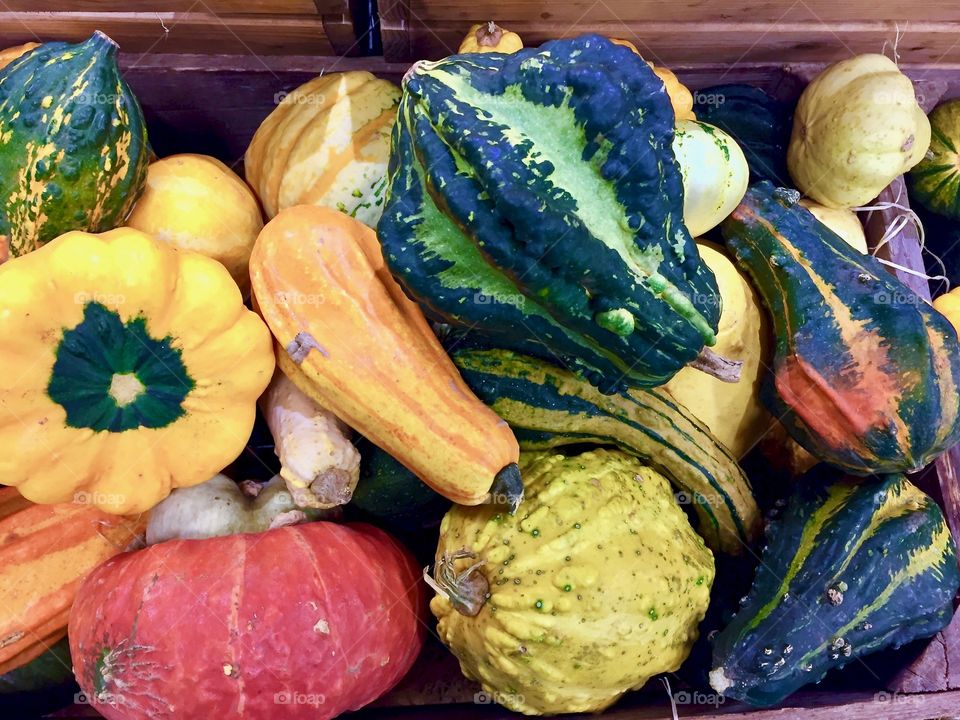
[250,206,521,507]
[0,488,145,674]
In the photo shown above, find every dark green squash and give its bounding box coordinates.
[908,99,960,220]
[0,637,77,716]
[350,439,450,536]
[0,32,150,258]
[378,34,720,392]
[710,468,960,707]
[452,347,759,554]
[721,182,960,474]
[693,84,792,186]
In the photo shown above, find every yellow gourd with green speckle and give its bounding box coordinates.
[430,448,714,715]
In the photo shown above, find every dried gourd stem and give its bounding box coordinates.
[430,548,489,617]
[477,21,505,47]
[689,347,743,383]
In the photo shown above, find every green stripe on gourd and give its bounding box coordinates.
[452,347,760,554]
[721,182,960,474]
[908,99,960,220]
[48,302,194,432]
[379,35,720,391]
[0,32,149,257]
[710,468,960,707]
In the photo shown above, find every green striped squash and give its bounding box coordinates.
[0,32,149,258]
[378,35,721,392]
[710,468,960,707]
[721,182,960,474]
[452,347,760,554]
[909,99,960,220]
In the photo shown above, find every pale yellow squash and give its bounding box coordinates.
[798,198,868,253]
[127,154,263,295]
[665,241,771,459]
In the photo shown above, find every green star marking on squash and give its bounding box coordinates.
[48,302,195,432]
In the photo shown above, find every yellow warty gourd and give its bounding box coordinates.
[431,449,714,715]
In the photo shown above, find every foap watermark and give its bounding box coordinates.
[874,691,925,707]
[873,289,923,306]
[474,291,525,306]
[74,291,126,306]
[674,690,725,707]
[675,490,725,507]
[693,91,726,109]
[274,90,327,106]
[75,690,126,708]
[275,290,325,307]
[274,690,326,707]
[474,690,525,706]
[74,491,127,507]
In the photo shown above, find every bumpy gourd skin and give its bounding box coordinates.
[0,228,275,514]
[431,449,714,715]
[0,33,149,257]
[379,35,720,392]
[710,468,960,707]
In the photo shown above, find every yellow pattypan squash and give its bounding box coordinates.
[610,38,696,121]
[458,21,523,54]
[788,53,930,208]
[0,228,275,514]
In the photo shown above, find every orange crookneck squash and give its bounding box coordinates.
[0,227,275,514]
[609,38,696,121]
[249,205,522,508]
[0,487,146,674]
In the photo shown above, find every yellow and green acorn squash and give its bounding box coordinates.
[0,227,275,514]
[0,32,149,259]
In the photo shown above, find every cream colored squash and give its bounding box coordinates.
[665,241,770,459]
[673,120,749,236]
[787,54,930,208]
[126,154,263,295]
[798,198,868,253]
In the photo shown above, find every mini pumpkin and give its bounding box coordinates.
[127,154,263,295]
[610,38,696,121]
[0,228,275,514]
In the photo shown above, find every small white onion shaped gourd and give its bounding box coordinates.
[787,54,930,208]
[429,448,714,716]
[260,370,361,509]
[673,120,749,236]
[146,474,326,544]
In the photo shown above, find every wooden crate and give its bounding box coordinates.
[8,3,960,718]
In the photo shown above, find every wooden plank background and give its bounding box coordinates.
[0,0,361,56]
[379,0,960,63]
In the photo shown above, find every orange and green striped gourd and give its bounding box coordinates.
[721,182,960,474]
[0,32,149,259]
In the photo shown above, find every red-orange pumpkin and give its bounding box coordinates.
[69,522,425,719]
[0,487,145,674]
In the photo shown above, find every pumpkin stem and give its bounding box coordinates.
[431,549,489,617]
[689,347,743,383]
[477,21,505,47]
[487,463,523,513]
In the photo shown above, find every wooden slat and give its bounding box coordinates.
[0,12,335,55]
[0,0,328,14]
[407,1,960,24]
[392,21,960,64]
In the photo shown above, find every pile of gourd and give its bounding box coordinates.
[1,21,959,720]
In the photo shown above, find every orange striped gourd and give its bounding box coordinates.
[244,71,400,227]
[0,488,145,674]
[249,205,522,508]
